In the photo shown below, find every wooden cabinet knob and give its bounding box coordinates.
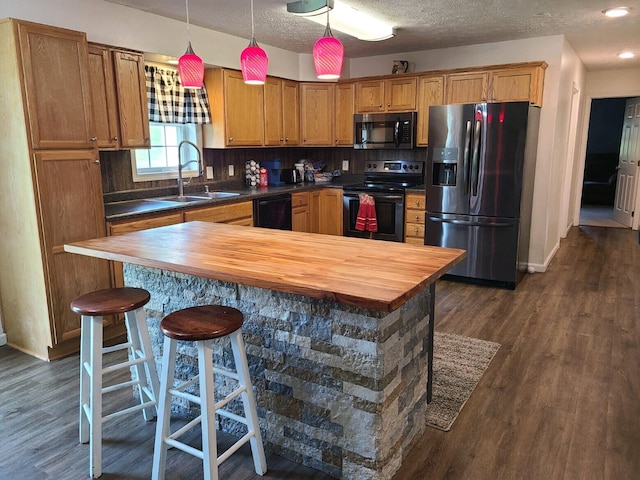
[229,137,234,142]
[112,136,118,141]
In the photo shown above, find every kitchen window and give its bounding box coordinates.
[131,122,202,182]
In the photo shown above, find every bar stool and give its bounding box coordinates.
[71,287,160,479]
[152,305,267,480]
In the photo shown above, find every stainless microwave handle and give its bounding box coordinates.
[394,120,400,148]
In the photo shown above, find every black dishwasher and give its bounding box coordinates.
[253,193,292,230]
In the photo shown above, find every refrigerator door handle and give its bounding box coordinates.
[427,216,513,228]
[471,119,481,196]
[463,120,472,195]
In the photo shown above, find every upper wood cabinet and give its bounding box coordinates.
[445,71,489,104]
[264,77,299,146]
[300,83,335,146]
[112,49,151,148]
[205,68,265,147]
[416,74,445,146]
[16,20,95,150]
[335,82,355,145]
[489,64,546,106]
[88,44,150,150]
[355,77,418,113]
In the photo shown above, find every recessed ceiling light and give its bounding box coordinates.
[618,51,635,59]
[602,7,630,17]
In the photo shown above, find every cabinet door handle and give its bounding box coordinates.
[112,136,118,141]
[90,136,97,141]
[229,137,234,142]
[94,159,100,164]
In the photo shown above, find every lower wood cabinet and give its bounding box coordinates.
[405,192,426,245]
[183,201,253,226]
[292,192,311,232]
[318,189,343,236]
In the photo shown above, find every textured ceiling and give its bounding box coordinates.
[104,0,640,71]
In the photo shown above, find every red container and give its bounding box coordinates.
[259,167,268,187]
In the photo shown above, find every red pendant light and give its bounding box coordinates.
[178,0,204,88]
[240,0,268,85]
[313,14,343,80]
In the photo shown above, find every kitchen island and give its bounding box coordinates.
[64,221,464,479]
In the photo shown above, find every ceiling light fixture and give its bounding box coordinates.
[287,0,334,16]
[292,0,395,42]
[618,51,635,59]
[313,9,343,79]
[240,0,269,85]
[177,0,204,88]
[602,7,630,17]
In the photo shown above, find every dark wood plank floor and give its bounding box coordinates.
[393,226,640,480]
[1,226,638,479]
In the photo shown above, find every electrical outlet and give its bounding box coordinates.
[342,160,349,171]
[228,164,235,176]
[206,166,214,179]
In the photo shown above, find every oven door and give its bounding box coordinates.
[343,191,405,242]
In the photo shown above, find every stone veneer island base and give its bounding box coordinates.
[127,264,432,479]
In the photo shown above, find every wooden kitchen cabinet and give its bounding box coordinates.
[88,44,150,149]
[355,77,417,113]
[335,82,355,145]
[489,63,546,106]
[16,19,95,150]
[0,19,118,360]
[416,74,445,146]
[318,189,343,236]
[404,192,426,244]
[300,83,335,146]
[292,192,310,232]
[264,77,299,146]
[204,68,265,147]
[183,201,253,226]
[445,71,489,104]
[309,190,321,233]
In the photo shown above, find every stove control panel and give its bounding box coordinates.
[364,160,423,174]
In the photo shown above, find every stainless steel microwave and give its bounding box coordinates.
[353,112,416,149]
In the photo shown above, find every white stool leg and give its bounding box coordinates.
[230,331,267,475]
[199,340,219,480]
[89,315,104,479]
[124,308,159,420]
[79,315,91,445]
[152,336,177,480]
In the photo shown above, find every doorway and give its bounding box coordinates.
[578,97,630,228]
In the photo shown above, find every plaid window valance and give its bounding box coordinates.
[145,65,211,124]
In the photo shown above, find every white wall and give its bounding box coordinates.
[1,0,590,271]
[573,68,640,230]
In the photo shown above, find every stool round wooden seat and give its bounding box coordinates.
[71,287,150,317]
[160,305,243,341]
[71,287,159,479]
[153,305,267,480]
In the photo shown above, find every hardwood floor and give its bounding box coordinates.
[1,226,638,479]
[393,226,640,480]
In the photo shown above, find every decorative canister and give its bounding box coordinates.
[245,160,260,187]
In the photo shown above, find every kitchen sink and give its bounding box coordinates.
[191,191,242,199]
[156,195,213,203]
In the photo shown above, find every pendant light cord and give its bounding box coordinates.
[185,0,192,43]
[250,0,256,42]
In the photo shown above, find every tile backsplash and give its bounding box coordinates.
[100,147,427,194]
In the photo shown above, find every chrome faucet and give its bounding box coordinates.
[177,140,202,198]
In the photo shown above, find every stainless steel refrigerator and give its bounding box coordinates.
[424,102,540,289]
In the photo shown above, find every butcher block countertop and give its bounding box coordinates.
[64,221,465,312]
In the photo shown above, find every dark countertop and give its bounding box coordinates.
[104,176,363,222]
